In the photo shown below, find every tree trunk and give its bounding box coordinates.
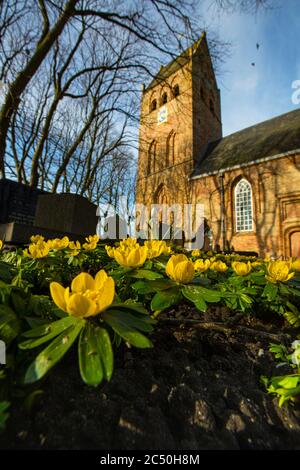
[0,0,77,180]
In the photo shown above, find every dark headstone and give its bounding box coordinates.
[0,179,45,225]
[35,193,98,236]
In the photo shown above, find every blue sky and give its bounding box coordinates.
[199,0,300,136]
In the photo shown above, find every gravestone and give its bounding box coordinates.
[35,193,98,236]
[0,179,44,225]
[0,179,98,243]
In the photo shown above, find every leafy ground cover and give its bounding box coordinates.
[0,236,300,448]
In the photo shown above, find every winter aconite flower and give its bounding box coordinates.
[145,240,170,259]
[210,260,228,273]
[0,240,3,251]
[232,261,252,276]
[47,236,70,250]
[50,270,115,318]
[266,260,294,283]
[194,258,210,273]
[114,245,148,268]
[82,234,100,251]
[23,241,50,259]
[191,249,202,257]
[291,259,300,272]
[68,240,81,256]
[166,254,195,284]
[30,234,44,244]
[105,245,115,258]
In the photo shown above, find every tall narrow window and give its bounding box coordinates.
[147,140,157,174]
[235,179,253,232]
[150,99,157,112]
[166,131,176,167]
[161,92,168,105]
[173,84,179,97]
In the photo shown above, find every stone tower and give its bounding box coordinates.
[136,32,222,209]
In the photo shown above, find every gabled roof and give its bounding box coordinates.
[145,32,206,92]
[191,108,300,178]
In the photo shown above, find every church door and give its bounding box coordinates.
[290,231,300,258]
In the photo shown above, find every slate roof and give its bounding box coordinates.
[191,108,300,178]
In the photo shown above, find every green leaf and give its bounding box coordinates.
[129,269,163,280]
[79,322,103,387]
[110,302,148,315]
[95,327,114,381]
[23,319,84,384]
[150,287,181,312]
[102,311,153,348]
[194,297,207,312]
[263,282,278,301]
[19,316,79,350]
[284,311,300,327]
[0,304,20,345]
[182,285,221,303]
[132,278,175,294]
[104,310,154,333]
[0,261,14,283]
[0,401,10,431]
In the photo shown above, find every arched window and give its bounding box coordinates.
[166,131,176,167]
[150,99,157,112]
[234,179,253,232]
[173,84,179,97]
[161,92,168,105]
[147,140,157,174]
[209,98,214,114]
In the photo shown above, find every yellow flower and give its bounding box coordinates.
[83,241,97,250]
[24,241,50,259]
[145,240,168,259]
[210,260,228,273]
[114,245,148,268]
[30,235,44,244]
[251,261,262,268]
[105,245,115,258]
[291,259,300,272]
[194,258,210,273]
[166,254,195,284]
[69,240,81,251]
[50,270,115,318]
[0,240,3,251]
[232,261,252,276]
[119,238,138,250]
[266,260,295,283]
[67,240,81,257]
[85,234,100,244]
[47,236,69,250]
[191,249,202,257]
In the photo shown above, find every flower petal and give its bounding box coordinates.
[71,272,95,293]
[66,293,97,317]
[50,282,67,312]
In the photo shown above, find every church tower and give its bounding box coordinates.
[136,32,222,209]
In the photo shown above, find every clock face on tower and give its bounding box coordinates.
[157,106,168,124]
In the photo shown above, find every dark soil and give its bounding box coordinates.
[1,305,300,450]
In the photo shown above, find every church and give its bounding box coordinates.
[136,32,300,258]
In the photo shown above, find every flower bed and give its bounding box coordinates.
[0,236,300,447]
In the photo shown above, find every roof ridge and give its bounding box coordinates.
[222,107,300,140]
